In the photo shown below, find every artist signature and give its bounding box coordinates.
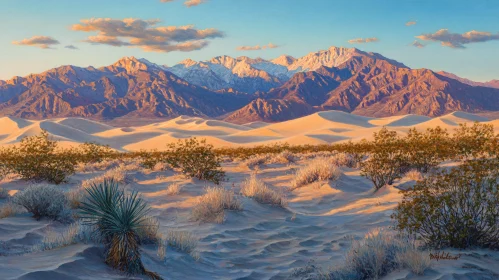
[430,251,462,261]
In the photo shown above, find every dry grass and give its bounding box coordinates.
[66,188,85,209]
[329,153,356,168]
[81,165,131,189]
[0,201,24,219]
[36,221,97,251]
[76,159,120,173]
[242,154,271,169]
[268,151,295,164]
[191,186,242,223]
[240,174,287,207]
[165,230,198,254]
[404,169,424,181]
[157,230,199,260]
[138,216,161,244]
[291,157,342,189]
[329,228,430,279]
[165,183,182,196]
[0,172,20,184]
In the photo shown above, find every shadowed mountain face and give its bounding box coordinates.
[0,57,251,119]
[0,47,498,122]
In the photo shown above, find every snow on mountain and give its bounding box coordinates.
[166,46,408,93]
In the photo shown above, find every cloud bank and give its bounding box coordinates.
[64,45,79,50]
[411,40,425,48]
[160,0,206,7]
[236,43,279,51]
[71,18,224,52]
[416,29,499,48]
[347,37,379,44]
[12,36,60,49]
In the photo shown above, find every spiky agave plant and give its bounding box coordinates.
[79,179,162,279]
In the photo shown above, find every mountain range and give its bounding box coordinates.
[1,46,498,123]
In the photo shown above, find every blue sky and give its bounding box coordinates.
[1,0,499,81]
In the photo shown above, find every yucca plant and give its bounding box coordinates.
[79,179,162,279]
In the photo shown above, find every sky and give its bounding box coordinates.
[1,0,499,81]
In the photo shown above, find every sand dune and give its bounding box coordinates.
[0,111,496,151]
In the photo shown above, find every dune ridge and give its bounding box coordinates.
[0,110,496,151]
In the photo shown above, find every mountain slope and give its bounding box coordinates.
[224,52,499,122]
[0,57,251,119]
[437,71,499,89]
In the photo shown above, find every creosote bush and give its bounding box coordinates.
[163,138,225,184]
[191,186,242,223]
[291,157,341,189]
[1,131,76,184]
[241,174,287,207]
[79,180,162,279]
[392,159,499,249]
[360,128,408,191]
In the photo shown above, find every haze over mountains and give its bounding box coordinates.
[1,46,499,123]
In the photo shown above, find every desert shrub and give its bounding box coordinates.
[329,152,356,168]
[81,165,131,189]
[76,159,121,173]
[165,230,198,254]
[36,221,98,251]
[240,174,287,207]
[268,150,295,164]
[2,131,76,184]
[66,188,86,209]
[165,183,182,195]
[79,179,162,279]
[403,169,423,181]
[242,154,271,169]
[392,159,499,249]
[360,128,408,191]
[0,201,25,219]
[327,229,430,279]
[191,186,242,223]
[138,216,161,244]
[291,157,341,189]
[12,184,67,220]
[77,142,115,164]
[164,138,225,184]
[403,127,451,173]
[0,188,9,199]
[453,122,496,160]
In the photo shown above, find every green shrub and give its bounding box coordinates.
[12,184,68,220]
[77,142,115,164]
[79,179,162,279]
[453,122,496,160]
[403,127,451,173]
[392,159,499,249]
[3,131,76,184]
[360,128,408,191]
[163,138,225,184]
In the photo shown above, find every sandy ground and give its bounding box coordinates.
[1,159,498,280]
[1,110,498,151]
[1,110,499,279]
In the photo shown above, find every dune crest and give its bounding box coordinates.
[0,111,496,151]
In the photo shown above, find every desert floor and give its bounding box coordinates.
[1,157,499,280]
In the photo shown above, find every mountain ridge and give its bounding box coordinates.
[0,46,498,123]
